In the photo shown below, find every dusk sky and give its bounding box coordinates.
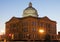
[0,0,60,34]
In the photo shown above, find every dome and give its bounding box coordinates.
[23,2,38,17]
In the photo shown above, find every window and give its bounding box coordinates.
[40,22,44,27]
[10,24,18,32]
[22,28,28,32]
[48,24,51,28]
[26,34,30,38]
[22,22,28,26]
[51,35,54,39]
[10,23,18,28]
[26,34,30,39]
[32,28,36,32]
[32,34,35,38]
[19,34,23,39]
[32,22,36,26]
[46,23,51,28]
[48,29,51,33]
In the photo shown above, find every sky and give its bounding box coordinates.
[0,0,60,34]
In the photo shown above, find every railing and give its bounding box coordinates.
[0,40,60,42]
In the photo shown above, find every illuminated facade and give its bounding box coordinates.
[5,2,57,41]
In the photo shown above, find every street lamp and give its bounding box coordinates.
[0,30,5,35]
[8,34,14,40]
[39,29,44,33]
[39,29,45,41]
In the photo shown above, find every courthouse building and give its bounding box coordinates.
[5,2,57,41]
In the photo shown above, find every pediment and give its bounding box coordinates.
[42,16,53,22]
[6,17,20,23]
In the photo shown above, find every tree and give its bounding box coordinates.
[45,34,51,42]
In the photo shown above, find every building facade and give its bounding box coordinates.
[58,32,60,40]
[5,2,57,41]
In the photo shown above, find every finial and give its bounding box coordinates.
[29,2,32,7]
